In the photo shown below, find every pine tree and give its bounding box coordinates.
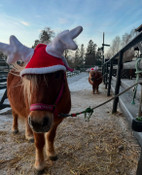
[33,27,55,48]
[85,40,97,65]
[40,27,54,44]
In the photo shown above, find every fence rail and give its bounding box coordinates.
[0,58,10,110]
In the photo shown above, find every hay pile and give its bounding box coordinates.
[0,112,140,175]
[0,88,141,175]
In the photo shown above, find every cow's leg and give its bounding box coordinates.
[12,110,19,133]
[46,121,62,160]
[96,86,99,93]
[25,118,34,142]
[92,85,95,94]
[93,88,95,94]
[34,133,45,171]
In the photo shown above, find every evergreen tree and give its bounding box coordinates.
[80,44,85,59]
[33,27,55,48]
[74,48,81,67]
[40,27,54,44]
[85,40,97,65]
[32,39,40,48]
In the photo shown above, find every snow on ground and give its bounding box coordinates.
[68,72,91,92]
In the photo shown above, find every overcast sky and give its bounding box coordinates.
[0,0,142,53]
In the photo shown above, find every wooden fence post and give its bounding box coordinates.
[112,51,123,113]
[107,59,113,96]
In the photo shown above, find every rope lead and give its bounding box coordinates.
[59,81,142,121]
[59,107,94,121]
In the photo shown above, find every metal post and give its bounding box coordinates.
[102,32,105,64]
[136,148,142,175]
[103,64,106,84]
[102,64,104,83]
[112,51,123,113]
[105,63,108,89]
[107,60,113,96]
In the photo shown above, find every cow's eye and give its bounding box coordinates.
[54,72,61,79]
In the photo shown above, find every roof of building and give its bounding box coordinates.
[135,24,142,32]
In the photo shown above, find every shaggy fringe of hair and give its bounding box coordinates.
[22,74,48,104]
[9,62,48,104]
[22,75,37,104]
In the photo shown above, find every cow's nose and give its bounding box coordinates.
[42,117,49,127]
[28,115,52,133]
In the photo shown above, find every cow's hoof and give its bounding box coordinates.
[34,169,45,175]
[34,161,45,173]
[26,135,34,142]
[29,138,34,143]
[49,155,58,161]
[132,119,142,132]
[12,129,19,134]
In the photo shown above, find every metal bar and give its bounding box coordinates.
[102,65,105,83]
[102,32,105,64]
[105,63,108,89]
[0,104,10,110]
[136,148,142,175]
[107,60,113,96]
[0,89,7,105]
[112,51,123,113]
[104,64,106,84]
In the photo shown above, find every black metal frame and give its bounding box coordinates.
[103,32,142,113]
[0,59,10,111]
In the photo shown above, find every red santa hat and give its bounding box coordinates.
[90,66,99,71]
[20,44,72,76]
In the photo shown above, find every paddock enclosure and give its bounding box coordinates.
[0,72,141,175]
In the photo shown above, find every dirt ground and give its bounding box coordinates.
[0,84,141,175]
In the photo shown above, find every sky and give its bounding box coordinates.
[0,0,142,54]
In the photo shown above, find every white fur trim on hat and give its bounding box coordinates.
[20,65,66,76]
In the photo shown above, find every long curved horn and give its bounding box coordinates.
[60,26,83,50]
[69,26,83,39]
[46,26,83,58]
[0,35,34,64]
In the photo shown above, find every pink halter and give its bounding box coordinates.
[30,75,65,116]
